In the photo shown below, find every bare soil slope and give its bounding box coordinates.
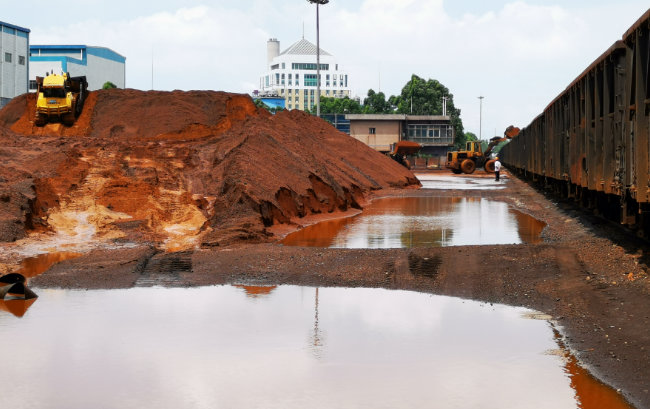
[0,90,418,247]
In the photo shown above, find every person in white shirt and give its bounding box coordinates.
[494,157,502,181]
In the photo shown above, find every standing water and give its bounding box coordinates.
[0,285,632,409]
[282,196,545,248]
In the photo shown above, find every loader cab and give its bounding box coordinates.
[466,141,483,154]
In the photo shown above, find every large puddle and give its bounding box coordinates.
[0,285,631,409]
[282,196,545,248]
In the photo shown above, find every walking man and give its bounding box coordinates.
[494,157,502,181]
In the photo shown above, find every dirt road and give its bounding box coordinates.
[28,170,650,409]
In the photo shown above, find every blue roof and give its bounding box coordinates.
[0,21,30,33]
[30,45,126,63]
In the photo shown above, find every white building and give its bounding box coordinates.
[259,38,350,111]
[29,45,126,91]
[0,21,30,108]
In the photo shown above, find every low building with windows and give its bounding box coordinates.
[346,114,454,159]
[29,45,126,91]
[258,38,350,111]
[0,21,30,108]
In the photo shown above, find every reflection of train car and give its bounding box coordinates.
[501,9,650,234]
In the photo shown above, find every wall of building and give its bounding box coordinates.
[87,50,125,89]
[29,46,126,92]
[350,120,401,152]
[0,23,29,107]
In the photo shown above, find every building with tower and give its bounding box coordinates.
[258,37,350,112]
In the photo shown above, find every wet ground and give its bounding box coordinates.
[0,285,633,409]
[2,170,650,409]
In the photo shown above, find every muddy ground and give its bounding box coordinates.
[28,169,650,409]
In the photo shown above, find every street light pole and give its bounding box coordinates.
[478,96,484,140]
[308,0,329,117]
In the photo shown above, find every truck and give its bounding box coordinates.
[445,126,520,174]
[34,72,88,126]
[388,140,422,169]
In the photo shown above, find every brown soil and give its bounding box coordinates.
[0,90,418,248]
[1,91,649,408]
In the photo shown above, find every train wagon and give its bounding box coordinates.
[501,8,650,234]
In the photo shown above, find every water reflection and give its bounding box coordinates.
[282,197,546,248]
[234,285,278,298]
[16,251,82,278]
[0,285,631,409]
[0,298,37,318]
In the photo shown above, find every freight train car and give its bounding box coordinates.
[501,8,650,234]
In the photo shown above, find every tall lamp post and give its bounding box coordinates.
[308,0,329,117]
[478,96,484,140]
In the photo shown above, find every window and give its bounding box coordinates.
[271,64,279,70]
[304,74,318,87]
[288,74,292,86]
[4,52,12,63]
[336,64,338,70]
[282,63,285,69]
[281,73,285,85]
[18,56,25,65]
[295,74,299,86]
[369,128,376,134]
[29,80,37,90]
[291,63,329,71]
[345,75,348,87]
[275,73,280,84]
[333,74,337,80]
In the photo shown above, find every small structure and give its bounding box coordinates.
[0,21,30,108]
[345,114,455,167]
[29,45,126,91]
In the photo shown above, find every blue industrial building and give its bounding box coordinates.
[29,45,126,91]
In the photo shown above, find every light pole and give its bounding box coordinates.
[478,96,484,140]
[308,0,329,117]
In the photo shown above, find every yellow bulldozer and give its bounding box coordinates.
[445,125,520,174]
[34,72,88,126]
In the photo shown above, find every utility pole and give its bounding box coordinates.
[478,96,484,140]
[308,0,329,117]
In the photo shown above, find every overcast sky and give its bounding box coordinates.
[5,0,649,138]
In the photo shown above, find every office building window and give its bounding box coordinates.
[369,128,376,134]
[288,74,292,86]
[4,52,12,63]
[18,55,25,65]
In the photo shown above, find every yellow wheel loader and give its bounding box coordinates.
[446,126,519,174]
[34,72,88,126]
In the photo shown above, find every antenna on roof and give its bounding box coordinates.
[302,22,305,39]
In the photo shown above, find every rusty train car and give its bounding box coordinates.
[501,9,650,233]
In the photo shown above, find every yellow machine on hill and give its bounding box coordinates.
[446,126,520,174]
[34,72,88,126]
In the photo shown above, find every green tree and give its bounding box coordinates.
[362,89,393,114]
[102,81,117,89]
[311,96,363,114]
[391,74,466,148]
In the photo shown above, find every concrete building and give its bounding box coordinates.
[346,114,454,158]
[0,21,30,108]
[259,38,350,111]
[29,45,126,91]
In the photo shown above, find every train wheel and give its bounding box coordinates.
[485,159,496,173]
[461,159,476,174]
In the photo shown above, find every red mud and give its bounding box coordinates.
[0,90,418,246]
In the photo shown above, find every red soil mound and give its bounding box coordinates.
[0,90,419,247]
